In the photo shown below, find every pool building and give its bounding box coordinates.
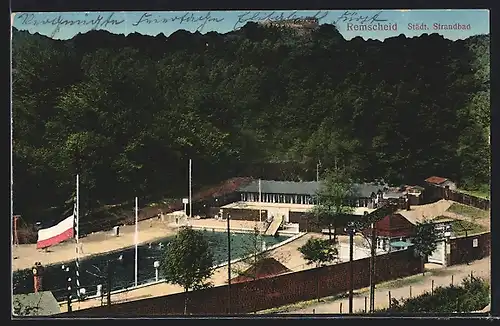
[209,180,409,233]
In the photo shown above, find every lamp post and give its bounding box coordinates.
[369,222,376,312]
[344,222,356,314]
[106,255,124,307]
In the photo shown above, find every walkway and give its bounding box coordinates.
[12,218,268,272]
[265,217,283,236]
[265,256,490,314]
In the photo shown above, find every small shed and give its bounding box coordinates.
[13,291,60,316]
[231,257,291,284]
[362,213,416,252]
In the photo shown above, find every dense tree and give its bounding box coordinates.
[160,227,214,314]
[412,220,439,275]
[298,237,339,268]
[11,25,490,223]
[298,237,339,302]
[310,168,356,243]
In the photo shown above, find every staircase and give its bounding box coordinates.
[265,216,283,236]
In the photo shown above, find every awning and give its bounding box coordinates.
[390,241,413,248]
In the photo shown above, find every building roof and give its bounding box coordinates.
[395,199,453,225]
[238,180,319,196]
[424,176,449,185]
[231,257,291,284]
[369,214,415,238]
[237,180,390,198]
[13,291,60,316]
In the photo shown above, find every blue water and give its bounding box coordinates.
[12,231,289,301]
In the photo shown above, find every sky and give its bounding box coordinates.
[11,9,489,41]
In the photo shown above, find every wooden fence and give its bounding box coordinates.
[425,185,490,210]
[64,249,422,316]
[449,232,490,266]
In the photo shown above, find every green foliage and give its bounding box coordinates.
[298,238,339,267]
[378,275,490,313]
[310,168,355,241]
[12,26,490,223]
[451,220,487,237]
[412,220,439,261]
[447,203,489,219]
[160,227,215,292]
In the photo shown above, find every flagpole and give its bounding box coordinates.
[189,159,192,219]
[134,197,138,288]
[75,174,81,299]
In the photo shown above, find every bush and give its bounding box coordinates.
[378,275,489,313]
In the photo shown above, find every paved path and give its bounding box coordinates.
[268,256,490,314]
[12,218,177,271]
[12,218,270,271]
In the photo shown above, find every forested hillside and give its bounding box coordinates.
[12,23,490,221]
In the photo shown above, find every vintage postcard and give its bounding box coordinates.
[11,9,490,317]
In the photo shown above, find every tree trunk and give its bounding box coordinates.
[328,224,332,243]
[421,256,425,276]
[184,288,189,315]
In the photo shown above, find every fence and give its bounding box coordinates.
[64,249,422,316]
[449,232,490,266]
[425,185,490,210]
[305,270,488,314]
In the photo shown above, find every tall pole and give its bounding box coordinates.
[10,56,14,263]
[369,222,376,312]
[134,197,138,287]
[227,213,232,314]
[13,215,19,246]
[316,162,319,182]
[258,179,262,223]
[349,228,354,314]
[107,261,112,306]
[189,159,192,218]
[75,175,81,299]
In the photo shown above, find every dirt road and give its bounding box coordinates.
[267,256,490,314]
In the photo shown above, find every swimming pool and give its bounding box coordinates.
[12,231,290,301]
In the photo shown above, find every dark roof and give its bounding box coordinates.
[425,176,449,184]
[352,183,388,198]
[370,214,416,238]
[238,180,389,198]
[238,180,319,196]
[13,291,60,316]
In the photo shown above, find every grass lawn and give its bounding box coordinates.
[446,203,489,220]
[456,188,490,200]
[451,219,487,237]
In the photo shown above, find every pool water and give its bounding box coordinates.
[12,231,289,301]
